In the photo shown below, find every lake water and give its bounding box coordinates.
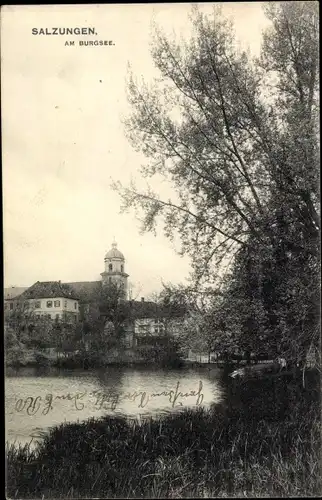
[5,365,225,447]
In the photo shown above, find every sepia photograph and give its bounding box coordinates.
[2,2,320,498]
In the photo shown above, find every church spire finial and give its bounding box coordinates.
[112,236,117,248]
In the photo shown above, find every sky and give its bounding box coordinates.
[2,2,270,297]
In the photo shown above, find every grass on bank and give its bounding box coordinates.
[6,372,321,499]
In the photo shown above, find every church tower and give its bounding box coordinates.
[100,242,129,298]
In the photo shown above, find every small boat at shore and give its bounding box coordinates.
[229,362,283,380]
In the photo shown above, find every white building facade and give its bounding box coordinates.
[5,281,80,323]
[25,296,79,321]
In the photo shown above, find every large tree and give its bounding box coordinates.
[81,282,131,358]
[114,2,319,364]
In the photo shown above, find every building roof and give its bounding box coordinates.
[16,281,79,300]
[129,300,186,319]
[105,242,124,260]
[4,287,29,300]
[64,281,101,302]
[129,300,161,318]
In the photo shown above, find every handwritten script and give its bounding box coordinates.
[14,380,204,416]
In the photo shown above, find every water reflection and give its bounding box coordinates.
[5,366,224,446]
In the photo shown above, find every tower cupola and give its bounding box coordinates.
[100,241,129,297]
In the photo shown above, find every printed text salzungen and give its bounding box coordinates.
[32,27,96,35]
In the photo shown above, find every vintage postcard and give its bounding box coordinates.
[2,2,320,499]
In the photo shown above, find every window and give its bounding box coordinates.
[46,301,53,308]
[154,319,164,328]
[137,337,157,347]
[108,277,112,283]
[34,300,41,308]
[74,302,77,310]
[121,264,124,272]
[10,303,13,310]
[54,300,60,307]
[124,337,131,348]
[64,300,67,308]
[55,314,60,320]
[109,263,113,271]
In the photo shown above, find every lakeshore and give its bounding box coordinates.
[6,368,321,498]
